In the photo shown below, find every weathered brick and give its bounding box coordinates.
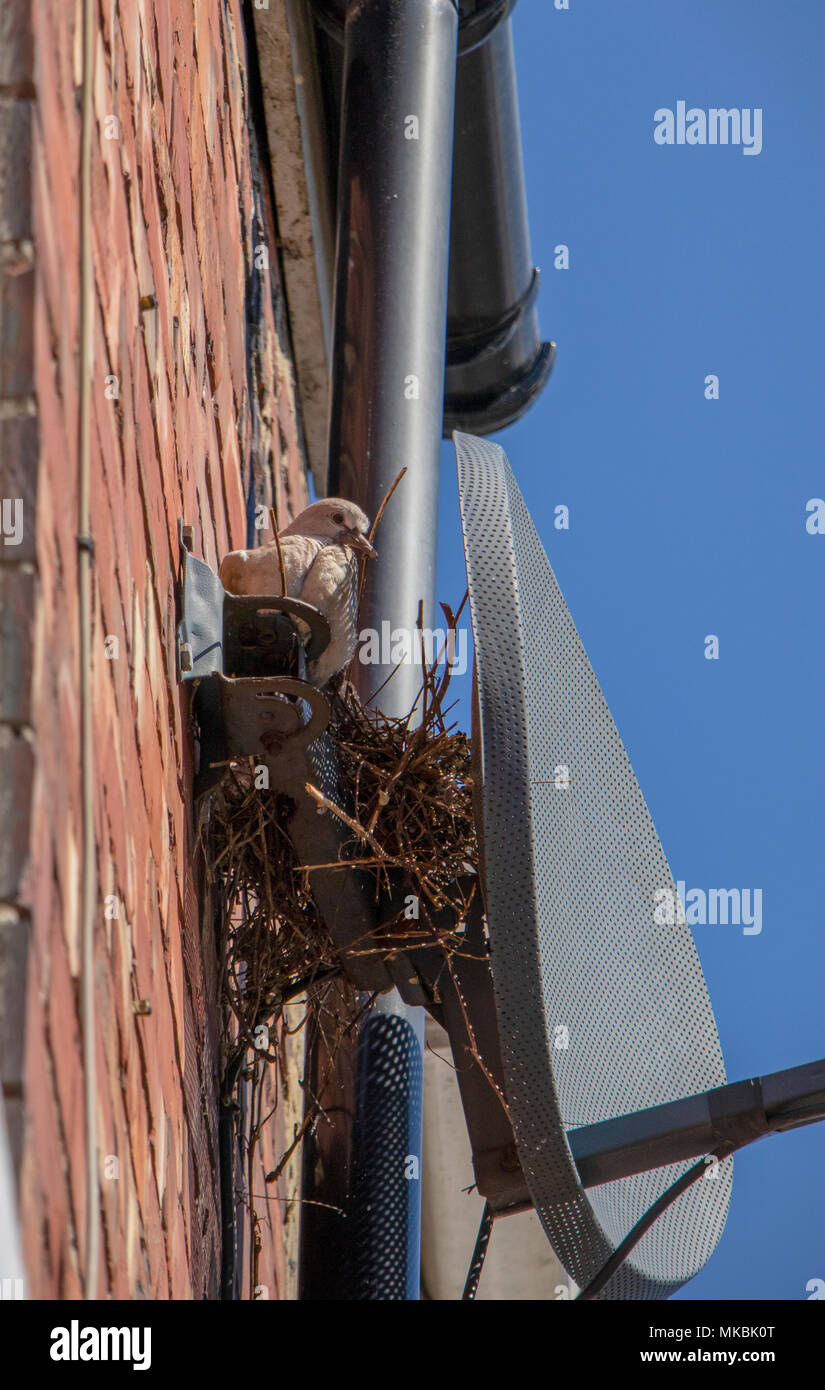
[0,97,32,241]
[0,905,29,1089]
[10,0,310,1303]
[0,260,34,397]
[0,728,33,898]
[0,566,35,722]
[0,0,34,88]
[0,415,38,562]
[47,918,87,1240]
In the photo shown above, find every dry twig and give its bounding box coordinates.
[200,594,478,1292]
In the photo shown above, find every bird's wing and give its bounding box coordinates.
[279,535,326,596]
[300,546,360,684]
[298,544,357,614]
[219,534,323,596]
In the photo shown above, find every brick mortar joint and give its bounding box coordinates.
[0,240,34,266]
[0,901,31,917]
[0,397,37,418]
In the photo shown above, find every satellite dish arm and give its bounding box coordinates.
[568,1057,825,1189]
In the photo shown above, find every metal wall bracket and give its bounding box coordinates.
[175,526,528,1185]
[176,517,331,685]
[175,521,433,998]
[175,518,332,792]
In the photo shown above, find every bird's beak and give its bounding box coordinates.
[344,529,377,559]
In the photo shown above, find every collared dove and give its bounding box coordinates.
[219,498,376,687]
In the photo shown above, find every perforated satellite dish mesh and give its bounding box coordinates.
[454,432,731,1299]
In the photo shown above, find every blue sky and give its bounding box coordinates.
[436,0,825,1300]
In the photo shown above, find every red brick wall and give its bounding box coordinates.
[0,0,309,1299]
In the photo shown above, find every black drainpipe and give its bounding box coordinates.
[444,13,555,434]
[309,1,553,442]
[299,0,459,1301]
[297,0,552,1300]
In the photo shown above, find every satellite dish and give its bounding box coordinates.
[454,430,731,1298]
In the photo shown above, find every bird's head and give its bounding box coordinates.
[283,498,377,558]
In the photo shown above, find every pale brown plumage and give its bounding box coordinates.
[218,499,376,687]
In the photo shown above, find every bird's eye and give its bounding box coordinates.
[332,512,345,525]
